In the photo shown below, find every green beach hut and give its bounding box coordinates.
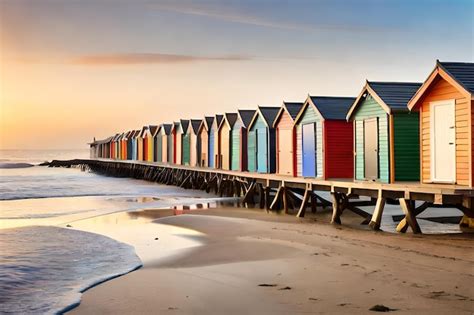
[180,119,191,165]
[230,109,256,171]
[346,81,422,183]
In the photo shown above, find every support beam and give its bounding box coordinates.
[296,187,311,218]
[369,191,386,230]
[397,198,422,234]
[396,201,430,233]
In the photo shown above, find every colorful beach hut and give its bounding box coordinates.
[210,115,223,168]
[156,124,172,163]
[273,102,304,176]
[186,119,202,167]
[247,106,279,173]
[170,122,179,164]
[346,81,422,183]
[153,126,163,163]
[408,61,474,186]
[230,110,255,171]
[131,130,139,160]
[126,131,134,160]
[197,117,214,167]
[218,113,238,170]
[294,96,355,179]
[177,120,190,165]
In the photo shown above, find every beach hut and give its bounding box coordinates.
[218,113,238,170]
[113,133,121,159]
[407,61,474,186]
[155,124,172,163]
[131,130,139,160]
[153,126,163,163]
[230,110,255,171]
[294,96,355,179]
[273,102,304,176]
[127,131,134,160]
[177,120,190,165]
[170,122,179,164]
[147,126,158,162]
[247,106,280,173]
[186,119,203,167]
[137,128,145,161]
[210,115,223,168]
[197,117,214,167]
[346,81,422,183]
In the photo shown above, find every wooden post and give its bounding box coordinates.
[310,192,317,213]
[258,184,265,209]
[396,201,430,233]
[296,185,311,218]
[265,186,271,210]
[331,192,346,224]
[270,185,284,210]
[282,187,288,214]
[369,190,386,230]
[398,198,422,234]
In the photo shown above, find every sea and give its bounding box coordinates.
[0,149,224,314]
[0,149,466,314]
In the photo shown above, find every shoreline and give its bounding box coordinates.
[68,206,474,314]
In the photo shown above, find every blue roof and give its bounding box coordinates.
[283,102,304,120]
[439,61,474,94]
[310,96,356,120]
[368,81,422,111]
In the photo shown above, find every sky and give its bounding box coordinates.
[1,0,473,150]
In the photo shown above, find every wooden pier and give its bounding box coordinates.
[48,159,474,234]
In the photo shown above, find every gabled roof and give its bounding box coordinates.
[138,126,148,137]
[347,81,421,119]
[112,133,120,141]
[273,101,304,127]
[408,61,474,110]
[439,61,474,94]
[132,130,140,139]
[161,124,172,135]
[237,110,256,128]
[215,114,224,128]
[221,113,238,129]
[189,119,202,134]
[204,116,214,130]
[90,136,114,145]
[149,125,159,137]
[179,119,189,133]
[248,106,280,129]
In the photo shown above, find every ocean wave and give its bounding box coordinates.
[0,163,35,169]
[0,226,142,314]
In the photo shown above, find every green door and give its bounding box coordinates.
[183,134,190,165]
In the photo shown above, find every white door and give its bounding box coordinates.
[431,100,456,183]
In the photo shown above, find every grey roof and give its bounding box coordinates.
[310,96,356,120]
[215,114,223,127]
[368,81,422,111]
[224,113,238,128]
[204,116,214,130]
[161,124,172,135]
[259,106,280,126]
[180,119,189,132]
[190,119,202,133]
[238,110,256,128]
[283,102,304,120]
[149,125,158,136]
[439,61,474,94]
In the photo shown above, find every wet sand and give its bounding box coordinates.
[69,207,474,314]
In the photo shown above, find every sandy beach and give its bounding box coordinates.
[67,207,474,314]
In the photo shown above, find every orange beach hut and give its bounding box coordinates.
[408,61,474,187]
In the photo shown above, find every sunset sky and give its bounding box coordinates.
[1,0,473,150]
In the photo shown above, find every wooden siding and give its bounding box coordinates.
[156,136,162,162]
[220,123,231,170]
[324,120,354,179]
[295,105,323,178]
[275,110,295,176]
[175,133,182,165]
[161,134,168,163]
[190,133,198,166]
[355,120,364,179]
[199,130,208,167]
[419,77,471,186]
[147,136,154,162]
[247,130,256,172]
[393,112,420,181]
[252,116,268,173]
[353,95,390,183]
[231,120,243,171]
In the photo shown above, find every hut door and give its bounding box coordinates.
[257,129,268,173]
[278,128,293,175]
[209,131,215,167]
[302,123,316,177]
[364,118,378,180]
[431,100,456,183]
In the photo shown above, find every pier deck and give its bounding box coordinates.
[49,158,474,234]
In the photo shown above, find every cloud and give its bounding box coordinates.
[150,2,376,33]
[70,53,252,65]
